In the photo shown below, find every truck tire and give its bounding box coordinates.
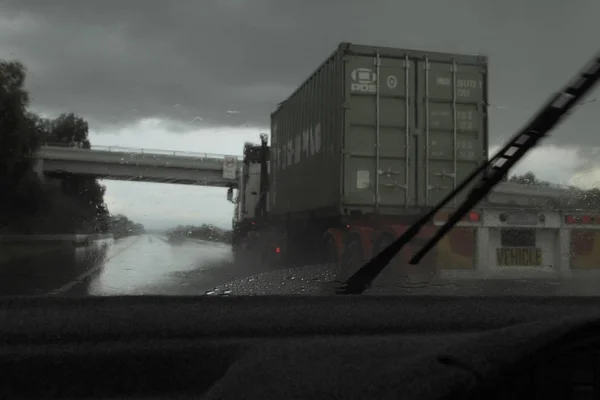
[339,236,364,281]
[321,232,338,265]
[373,231,436,285]
[371,232,400,284]
[233,246,252,269]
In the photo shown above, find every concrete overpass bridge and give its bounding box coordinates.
[32,145,577,207]
[34,145,242,187]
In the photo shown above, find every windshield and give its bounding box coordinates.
[2,1,600,297]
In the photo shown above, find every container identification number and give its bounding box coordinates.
[435,77,482,97]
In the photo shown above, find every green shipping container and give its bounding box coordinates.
[269,42,489,217]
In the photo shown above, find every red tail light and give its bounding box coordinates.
[468,211,480,222]
[275,247,280,253]
[565,215,598,224]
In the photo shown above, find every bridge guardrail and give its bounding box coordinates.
[41,143,243,161]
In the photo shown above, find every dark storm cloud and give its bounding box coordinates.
[1,0,600,148]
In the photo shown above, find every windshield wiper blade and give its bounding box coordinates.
[337,50,600,295]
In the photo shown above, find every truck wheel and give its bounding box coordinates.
[371,233,398,283]
[373,233,435,284]
[321,233,338,265]
[260,244,282,271]
[339,237,364,281]
[233,247,253,269]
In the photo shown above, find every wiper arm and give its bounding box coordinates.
[337,50,600,295]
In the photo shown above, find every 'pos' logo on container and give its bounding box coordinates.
[350,68,377,92]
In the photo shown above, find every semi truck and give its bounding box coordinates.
[228,42,600,283]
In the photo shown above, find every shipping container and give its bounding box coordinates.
[269,42,488,217]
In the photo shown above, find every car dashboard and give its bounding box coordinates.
[3,295,600,400]
[493,340,600,400]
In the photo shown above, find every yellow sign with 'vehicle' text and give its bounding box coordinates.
[496,247,542,266]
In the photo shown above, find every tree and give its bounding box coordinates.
[40,112,107,233]
[0,61,40,173]
[0,58,111,235]
[166,223,232,243]
[0,61,44,227]
[509,171,600,210]
[109,214,145,239]
[59,174,109,233]
[509,171,540,185]
[45,113,91,148]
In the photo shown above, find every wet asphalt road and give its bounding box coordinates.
[0,234,261,296]
[209,265,600,297]
[6,234,600,297]
[74,235,250,296]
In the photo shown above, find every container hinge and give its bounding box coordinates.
[382,182,407,190]
[479,101,488,113]
[342,102,351,109]
[428,184,451,191]
[450,61,458,72]
[434,171,456,179]
[402,59,410,68]
[378,168,403,177]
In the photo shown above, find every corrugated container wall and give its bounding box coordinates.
[269,42,489,217]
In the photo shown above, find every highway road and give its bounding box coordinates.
[83,235,239,296]
[0,235,255,296]
[6,234,600,297]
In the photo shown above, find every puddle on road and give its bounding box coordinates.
[86,236,235,296]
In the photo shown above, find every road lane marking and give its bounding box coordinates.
[46,235,142,295]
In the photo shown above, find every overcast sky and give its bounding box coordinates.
[2,0,600,230]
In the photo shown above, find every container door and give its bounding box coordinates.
[342,54,417,210]
[414,58,488,207]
